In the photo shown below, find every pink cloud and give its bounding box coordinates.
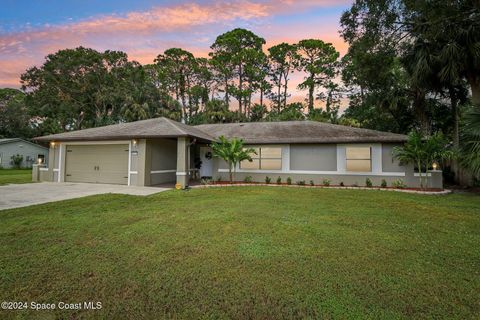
[0,0,350,89]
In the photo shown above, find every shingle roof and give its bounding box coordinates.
[35,117,215,142]
[35,118,407,144]
[0,138,19,144]
[0,138,49,148]
[195,121,407,144]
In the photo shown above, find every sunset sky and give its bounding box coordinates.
[0,0,352,102]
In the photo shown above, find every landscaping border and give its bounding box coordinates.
[191,183,452,195]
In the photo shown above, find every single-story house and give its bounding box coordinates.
[0,138,49,169]
[34,117,443,189]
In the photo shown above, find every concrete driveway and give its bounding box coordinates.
[0,182,170,210]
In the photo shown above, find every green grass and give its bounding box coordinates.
[0,169,32,185]
[1,187,479,319]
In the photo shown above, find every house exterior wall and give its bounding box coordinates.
[382,143,405,172]
[36,139,442,189]
[38,138,179,186]
[149,138,177,185]
[211,143,442,189]
[290,144,337,171]
[0,141,48,169]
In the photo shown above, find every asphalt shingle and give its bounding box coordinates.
[195,121,407,144]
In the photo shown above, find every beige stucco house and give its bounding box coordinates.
[34,117,443,189]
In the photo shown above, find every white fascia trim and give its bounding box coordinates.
[290,170,405,177]
[127,141,132,186]
[151,169,176,174]
[223,169,284,174]
[176,172,188,176]
[39,168,49,171]
[414,172,432,177]
[218,168,405,177]
[57,144,63,182]
[52,168,60,172]
[63,140,130,145]
[129,171,138,175]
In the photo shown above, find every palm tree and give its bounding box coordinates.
[394,132,454,189]
[394,132,427,188]
[211,136,256,183]
[460,105,480,178]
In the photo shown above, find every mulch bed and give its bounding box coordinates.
[192,182,450,195]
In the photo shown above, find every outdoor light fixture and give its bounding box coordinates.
[37,158,43,164]
[132,139,137,146]
[432,162,438,170]
[50,142,56,147]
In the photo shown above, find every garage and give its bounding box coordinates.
[64,144,129,185]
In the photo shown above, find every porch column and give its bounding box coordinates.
[176,137,189,188]
[136,139,151,186]
[44,144,55,182]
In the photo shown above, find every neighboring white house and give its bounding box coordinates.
[0,138,49,168]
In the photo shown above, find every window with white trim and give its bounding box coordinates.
[346,147,372,172]
[240,147,282,170]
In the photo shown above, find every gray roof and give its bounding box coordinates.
[195,121,407,144]
[0,138,19,145]
[0,138,49,149]
[35,118,407,144]
[35,117,215,142]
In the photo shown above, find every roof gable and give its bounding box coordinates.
[35,117,215,142]
[0,138,48,149]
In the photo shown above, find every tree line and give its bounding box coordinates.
[0,0,479,181]
[0,28,343,138]
[339,0,480,182]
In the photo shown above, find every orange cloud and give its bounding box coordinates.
[0,0,350,88]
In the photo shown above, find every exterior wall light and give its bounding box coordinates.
[50,142,56,147]
[432,162,438,170]
[132,139,137,146]
[38,158,43,164]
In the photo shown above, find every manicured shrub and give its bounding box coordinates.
[244,176,253,183]
[287,177,292,185]
[309,180,315,186]
[381,179,387,188]
[365,178,373,187]
[392,179,406,189]
[340,181,344,186]
[201,178,212,185]
[265,176,271,184]
[296,180,306,186]
[276,176,282,184]
[322,178,331,186]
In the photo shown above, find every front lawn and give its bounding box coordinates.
[0,169,32,185]
[0,187,479,319]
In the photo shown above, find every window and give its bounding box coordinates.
[346,147,371,172]
[240,147,282,170]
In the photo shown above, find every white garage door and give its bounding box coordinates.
[65,144,129,185]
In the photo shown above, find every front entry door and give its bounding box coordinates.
[199,147,213,178]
